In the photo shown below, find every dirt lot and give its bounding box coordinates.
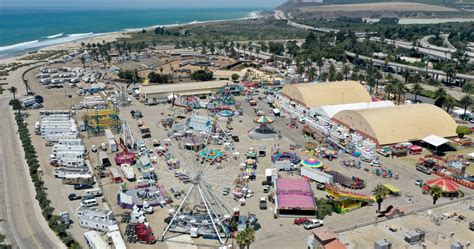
[300,2,459,12]
[21,54,474,249]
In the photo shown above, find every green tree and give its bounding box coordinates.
[191,70,213,81]
[231,73,240,81]
[235,227,256,249]
[308,67,317,82]
[429,185,443,205]
[315,198,334,219]
[459,95,472,116]
[411,83,423,102]
[456,125,472,138]
[8,86,17,100]
[462,82,473,94]
[328,64,337,82]
[372,184,389,212]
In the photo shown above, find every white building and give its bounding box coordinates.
[76,206,117,232]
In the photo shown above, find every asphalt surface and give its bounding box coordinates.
[0,97,59,248]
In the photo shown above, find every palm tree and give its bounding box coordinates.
[235,227,256,249]
[308,67,317,82]
[444,95,455,113]
[80,56,86,69]
[411,83,423,102]
[372,184,389,212]
[8,86,17,100]
[459,95,473,116]
[384,82,396,100]
[394,80,408,105]
[342,63,350,80]
[429,185,443,205]
[316,56,323,79]
[159,67,164,75]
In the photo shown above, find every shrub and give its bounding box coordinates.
[456,125,472,138]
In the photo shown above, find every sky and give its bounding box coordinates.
[1,0,286,8]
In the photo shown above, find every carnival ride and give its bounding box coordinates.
[84,107,121,136]
[157,133,238,245]
[325,184,375,213]
[326,171,365,189]
[271,144,301,165]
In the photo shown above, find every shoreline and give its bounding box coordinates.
[0,10,263,62]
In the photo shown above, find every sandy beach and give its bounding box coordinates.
[0,11,264,65]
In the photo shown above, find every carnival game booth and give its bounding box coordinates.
[242,159,257,180]
[325,184,375,213]
[115,151,137,165]
[274,178,317,216]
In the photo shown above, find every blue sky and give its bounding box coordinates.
[2,0,286,8]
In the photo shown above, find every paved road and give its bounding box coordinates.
[0,97,58,248]
[0,98,65,247]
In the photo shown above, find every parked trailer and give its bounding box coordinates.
[301,166,333,184]
[107,230,126,249]
[104,129,118,152]
[84,188,103,199]
[45,133,78,142]
[274,161,296,171]
[110,167,123,183]
[84,231,111,249]
[52,144,85,153]
[50,151,84,161]
[99,151,111,167]
[58,158,85,167]
[57,139,83,146]
[61,173,94,185]
[53,167,90,178]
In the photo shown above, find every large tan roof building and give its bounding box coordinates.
[280,81,372,108]
[140,80,230,99]
[333,104,458,146]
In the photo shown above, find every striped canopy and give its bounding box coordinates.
[301,158,323,168]
[426,177,459,193]
[254,115,274,124]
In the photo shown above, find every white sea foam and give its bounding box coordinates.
[0,40,39,52]
[46,33,64,39]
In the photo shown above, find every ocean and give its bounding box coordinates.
[0,8,262,58]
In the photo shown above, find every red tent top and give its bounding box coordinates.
[426,177,459,192]
[409,145,422,150]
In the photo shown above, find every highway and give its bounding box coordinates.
[272,10,474,80]
[274,10,474,61]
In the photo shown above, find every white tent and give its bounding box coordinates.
[310,101,394,118]
[422,135,450,147]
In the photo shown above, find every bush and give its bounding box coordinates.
[191,70,213,81]
[456,125,472,138]
[147,71,171,83]
[315,198,334,219]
